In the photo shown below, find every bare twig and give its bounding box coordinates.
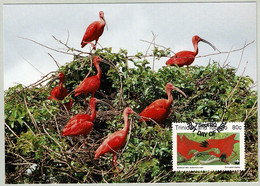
[243,99,257,122]
[18,36,76,56]
[48,53,60,68]
[225,62,248,107]
[221,62,248,122]
[21,56,44,75]
[197,40,255,59]
[236,40,247,72]
[152,32,158,71]
[140,39,175,55]
[66,30,70,45]
[24,97,41,133]
[5,123,19,138]
[222,47,233,68]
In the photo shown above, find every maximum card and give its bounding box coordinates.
[172,122,245,171]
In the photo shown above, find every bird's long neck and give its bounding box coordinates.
[193,41,199,56]
[94,62,102,79]
[100,17,106,27]
[122,112,130,135]
[89,103,97,121]
[59,79,64,90]
[166,89,173,106]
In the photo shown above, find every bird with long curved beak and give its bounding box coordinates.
[166,35,220,73]
[48,72,68,101]
[81,11,107,50]
[62,98,109,149]
[139,83,187,128]
[94,107,140,176]
[74,56,111,110]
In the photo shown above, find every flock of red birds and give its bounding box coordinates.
[47,11,231,174]
[177,134,239,163]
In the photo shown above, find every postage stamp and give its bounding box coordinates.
[172,122,245,171]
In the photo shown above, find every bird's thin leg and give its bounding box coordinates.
[227,150,238,162]
[112,153,117,177]
[93,39,99,50]
[70,136,78,151]
[113,153,123,173]
[111,157,115,169]
[187,66,190,74]
[85,97,88,112]
[83,136,87,149]
[114,154,119,172]
[90,42,95,49]
[82,41,95,48]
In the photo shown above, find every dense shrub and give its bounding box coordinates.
[5,47,257,183]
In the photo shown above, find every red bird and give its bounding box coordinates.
[177,134,194,161]
[81,11,107,50]
[48,72,68,100]
[62,98,98,148]
[139,83,187,127]
[200,134,240,163]
[177,134,211,161]
[74,56,103,109]
[166,35,218,73]
[95,107,138,174]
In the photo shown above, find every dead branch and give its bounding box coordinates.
[48,53,60,68]
[197,40,255,59]
[18,36,76,56]
[140,39,175,55]
[21,56,44,75]
[236,40,247,72]
[243,99,257,122]
[24,97,41,133]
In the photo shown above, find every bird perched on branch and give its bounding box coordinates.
[139,83,187,128]
[166,35,219,73]
[48,72,68,101]
[95,107,139,175]
[81,11,107,50]
[62,98,100,148]
[74,56,109,109]
[200,134,239,163]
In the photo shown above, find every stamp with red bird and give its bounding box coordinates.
[172,122,245,171]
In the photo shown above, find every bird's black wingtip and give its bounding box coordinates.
[200,140,209,147]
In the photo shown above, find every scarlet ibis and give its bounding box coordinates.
[166,35,218,73]
[81,11,107,50]
[182,135,209,152]
[74,56,103,109]
[48,72,68,100]
[139,83,187,127]
[177,134,194,161]
[200,134,239,163]
[177,134,211,161]
[62,97,98,148]
[94,107,138,174]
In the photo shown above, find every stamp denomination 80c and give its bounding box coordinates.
[172,122,245,171]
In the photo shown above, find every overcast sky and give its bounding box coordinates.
[3,2,257,90]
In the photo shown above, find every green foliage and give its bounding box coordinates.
[5,47,257,183]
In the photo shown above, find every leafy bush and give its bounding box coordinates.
[5,46,257,183]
